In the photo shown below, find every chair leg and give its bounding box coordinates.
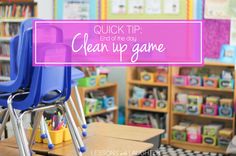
[67,118,82,156]
[18,113,31,156]
[74,86,87,128]
[63,102,86,153]
[7,95,27,156]
[29,111,44,149]
[42,116,54,149]
[69,97,87,137]
[0,109,9,139]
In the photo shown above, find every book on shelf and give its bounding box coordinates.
[0,42,10,56]
[0,22,20,37]
[0,62,10,77]
[0,3,34,18]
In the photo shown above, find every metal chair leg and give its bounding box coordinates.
[63,102,86,153]
[18,113,31,155]
[7,94,27,156]
[69,97,87,137]
[0,109,9,139]
[74,86,87,128]
[29,111,44,149]
[67,118,82,156]
[42,116,54,149]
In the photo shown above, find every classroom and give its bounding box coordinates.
[0,0,236,156]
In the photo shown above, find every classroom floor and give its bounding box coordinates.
[159,144,224,156]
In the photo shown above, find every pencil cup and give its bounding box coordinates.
[29,128,42,143]
[63,127,72,142]
[43,128,63,145]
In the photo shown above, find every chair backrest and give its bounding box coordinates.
[14,29,71,110]
[10,18,64,89]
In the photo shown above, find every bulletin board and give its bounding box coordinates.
[204,0,236,20]
[102,0,192,20]
[54,0,98,20]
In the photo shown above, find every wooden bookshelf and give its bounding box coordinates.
[126,67,172,144]
[170,62,236,154]
[0,1,37,81]
[70,82,119,125]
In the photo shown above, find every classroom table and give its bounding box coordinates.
[87,122,165,149]
[0,143,41,156]
[1,135,153,156]
[48,135,153,156]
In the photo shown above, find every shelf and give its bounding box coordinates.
[171,140,226,154]
[173,112,234,121]
[0,76,10,81]
[128,106,168,113]
[79,83,117,92]
[85,106,118,118]
[177,85,234,93]
[0,56,10,61]
[161,138,168,144]
[204,61,235,67]
[128,80,169,87]
[0,18,25,22]
[0,37,11,42]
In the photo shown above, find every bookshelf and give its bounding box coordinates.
[170,62,236,154]
[126,67,172,144]
[0,0,37,81]
[70,83,119,125]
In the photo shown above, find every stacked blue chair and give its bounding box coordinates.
[0,19,86,156]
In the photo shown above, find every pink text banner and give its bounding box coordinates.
[33,20,202,66]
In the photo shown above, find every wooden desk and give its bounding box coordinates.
[48,135,153,156]
[87,122,164,149]
[0,136,72,154]
[0,143,41,156]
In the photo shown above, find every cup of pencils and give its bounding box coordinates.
[43,112,71,145]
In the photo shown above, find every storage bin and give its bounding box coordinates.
[140,72,155,82]
[172,126,187,142]
[203,135,217,146]
[187,133,202,143]
[78,76,97,87]
[128,98,139,107]
[140,98,156,108]
[156,100,167,109]
[63,127,71,142]
[203,77,218,88]
[203,104,218,116]
[29,128,42,143]
[97,75,107,86]
[187,76,202,86]
[43,128,64,145]
[219,106,233,117]
[173,103,186,113]
[173,75,188,86]
[102,96,115,109]
[219,79,234,89]
[156,73,168,83]
[84,98,97,115]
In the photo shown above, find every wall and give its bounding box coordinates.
[35,0,126,107]
[34,0,54,19]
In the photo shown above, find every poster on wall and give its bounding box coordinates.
[204,0,236,19]
[104,0,190,20]
[63,0,90,19]
[54,0,98,19]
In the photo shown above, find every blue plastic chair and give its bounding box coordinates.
[0,19,85,155]
[4,29,85,156]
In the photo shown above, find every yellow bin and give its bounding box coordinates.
[43,128,64,145]
[29,128,42,143]
[63,127,72,142]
